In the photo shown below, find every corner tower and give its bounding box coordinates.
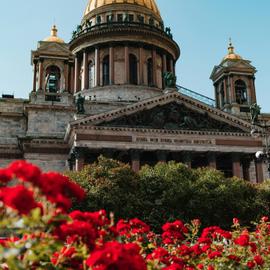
[210,40,257,116]
[70,0,180,102]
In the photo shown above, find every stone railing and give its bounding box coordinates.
[71,21,173,41]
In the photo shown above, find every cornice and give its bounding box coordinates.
[70,26,180,59]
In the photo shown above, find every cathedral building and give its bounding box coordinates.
[0,0,269,182]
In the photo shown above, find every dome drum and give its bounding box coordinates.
[72,42,176,101]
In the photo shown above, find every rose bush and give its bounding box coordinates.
[1,161,270,269]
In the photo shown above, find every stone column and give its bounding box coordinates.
[255,161,264,183]
[38,59,44,91]
[74,55,79,93]
[75,148,85,172]
[109,46,114,84]
[207,152,216,169]
[242,159,251,181]
[169,59,174,74]
[157,151,168,163]
[33,60,37,92]
[125,46,129,84]
[162,54,167,74]
[230,76,235,102]
[131,150,140,173]
[64,60,69,92]
[232,153,241,178]
[182,152,192,168]
[83,50,88,90]
[139,47,144,85]
[70,64,74,93]
[249,160,257,183]
[251,77,257,103]
[223,79,228,104]
[152,48,157,86]
[162,54,167,89]
[95,47,100,86]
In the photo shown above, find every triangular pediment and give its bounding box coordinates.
[37,42,71,55]
[210,59,256,79]
[69,92,252,134]
[97,102,245,132]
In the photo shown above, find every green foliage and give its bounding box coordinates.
[67,157,270,231]
[66,156,140,220]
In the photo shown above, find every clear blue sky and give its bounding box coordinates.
[0,0,269,111]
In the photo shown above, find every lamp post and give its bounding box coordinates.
[250,103,270,178]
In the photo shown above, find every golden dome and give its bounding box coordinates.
[84,0,161,19]
[223,39,242,61]
[44,25,65,43]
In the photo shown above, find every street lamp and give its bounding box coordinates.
[250,103,270,178]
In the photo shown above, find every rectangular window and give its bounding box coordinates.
[117,14,123,22]
[107,14,114,22]
[129,14,134,22]
[137,15,144,23]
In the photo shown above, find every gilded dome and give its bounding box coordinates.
[84,0,161,19]
[44,25,65,43]
[223,40,242,61]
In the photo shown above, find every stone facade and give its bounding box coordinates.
[0,0,269,181]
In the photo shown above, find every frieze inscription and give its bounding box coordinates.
[135,137,213,145]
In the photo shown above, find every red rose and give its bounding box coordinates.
[38,172,85,210]
[70,210,109,227]
[234,233,250,247]
[86,242,146,270]
[116,218,150,237]
[162,220,188,244]
[147,247,170,265]
[228,255,241,262]
[56,220,98,248]
[254,255,264,266]
[8,160,41,185]
[208,251,222,259]
[162,263,184,270]
[247,261,255,269]
[0,168,12,184]
[0,186,38,215]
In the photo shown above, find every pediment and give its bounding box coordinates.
[97,102,246,133]
[226,59,256,70]
[70,92,252,134]
[37,42,71,55]
[211,59,256,79]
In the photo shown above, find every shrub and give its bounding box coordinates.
[67,157,269,230]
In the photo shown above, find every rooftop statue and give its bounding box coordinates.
[164,72,177,88]
[76,94,85,114]
[250,103,261,124]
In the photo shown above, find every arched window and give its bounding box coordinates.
[129,54,138,85]
[235,80,247,104]
[102,55,110,86]
[88,60,95,88]
[147,58,153,86]
[45,65,61,93]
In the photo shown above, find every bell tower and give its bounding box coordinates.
[210,40,257,116]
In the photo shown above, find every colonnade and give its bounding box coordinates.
[73,45,175,93]
[71,149,264,183]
